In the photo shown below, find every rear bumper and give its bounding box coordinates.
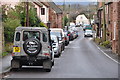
[84,35,93,37]
[12,56,50,66]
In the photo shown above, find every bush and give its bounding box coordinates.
[95,38,101,45]
[39,22,48,28]
[101,40,111,48]
[0,52,9,57]
[5,42,13,53]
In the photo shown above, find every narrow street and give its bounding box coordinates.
[5,27,118,78]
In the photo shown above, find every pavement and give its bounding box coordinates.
[0,27,119,79]
[94,43,120,64]
[0,54,12,74]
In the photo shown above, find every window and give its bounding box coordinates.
[43,33,47,42]
[41,8,45,15]
[23,31,40,41]
[15,32,20,41]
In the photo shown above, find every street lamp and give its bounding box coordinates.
[47,21,51,48]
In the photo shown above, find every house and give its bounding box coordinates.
[33,2,49,26]
[47,2,63,28]
[33,2,63,28]
[76,14,90,26]
[97,2,120,55]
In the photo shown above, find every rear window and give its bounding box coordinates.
[15,32,20,41]
[50,32,62,40]
[43,33,47,42]
[23,31,40,41]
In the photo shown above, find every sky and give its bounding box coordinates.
[52,0,97,3]
[0,0,97,3]
[54,2,92,5]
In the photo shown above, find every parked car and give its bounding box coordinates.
[12,27,54,72]
[51,35,62,57]
[50,28,65,51]
[67,30,74,41]
[64,31,69,46]
[84,30,93,37]
[74,31,79,38]
[50,31,64,51]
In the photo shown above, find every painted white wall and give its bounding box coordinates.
[40,5,49,24]
[76,14,90,25]
[34,4,40,18]
[33,3,49,24]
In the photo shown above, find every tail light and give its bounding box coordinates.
[68,34,70,36]
[44,53,50,56]
[48,46,51,49]
[12,53,15,56]
[64,37,67,40]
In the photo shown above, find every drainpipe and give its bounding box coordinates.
[103,2,106,41]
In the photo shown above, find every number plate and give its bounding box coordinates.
[13,47,20,52]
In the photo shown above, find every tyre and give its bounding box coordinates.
[43,60,52,72]
[11,59,22,70]
[44,69,51,72]
[52,60,54,66]
[23,38,42,56]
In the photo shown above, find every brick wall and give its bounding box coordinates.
[118,1,120,54]
[49,8,63,28]
[109,3,113,41]
[49,8,56,28]
[111,2,120,54]
[56,14,63,28]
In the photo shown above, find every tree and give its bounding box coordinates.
[63,16,68,27]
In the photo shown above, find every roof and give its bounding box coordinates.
[47,2,63,14]
[16,27,48,32]
[33,2,43,7]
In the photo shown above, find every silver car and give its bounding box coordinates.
[51,35,62,57]
[84,30,93,37]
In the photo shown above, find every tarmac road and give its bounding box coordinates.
[5,27,118,78]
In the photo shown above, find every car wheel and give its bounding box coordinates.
[52,60,54,66]
[44,69,51,72]
[11,59,22,70]
[43,60,52,72]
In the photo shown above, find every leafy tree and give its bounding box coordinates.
[4,18,21,42]
[3,2,47,43]
[63,16,68,26]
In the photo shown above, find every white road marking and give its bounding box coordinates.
[95,44,120,64]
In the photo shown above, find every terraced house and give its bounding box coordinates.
[97,1,120,55]
[33,1,63,28]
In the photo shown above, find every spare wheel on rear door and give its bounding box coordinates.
[23,38,42,56]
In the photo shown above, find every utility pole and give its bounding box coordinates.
[26,2,29,27]
[63,0,65,28]
[103,2,106,41]
[88,4,91,25]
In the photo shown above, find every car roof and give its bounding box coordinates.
[16,27,48,32]
[51,35,57,38]
[50,28,63,30]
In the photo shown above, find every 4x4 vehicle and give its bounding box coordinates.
[11,27,54,72]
